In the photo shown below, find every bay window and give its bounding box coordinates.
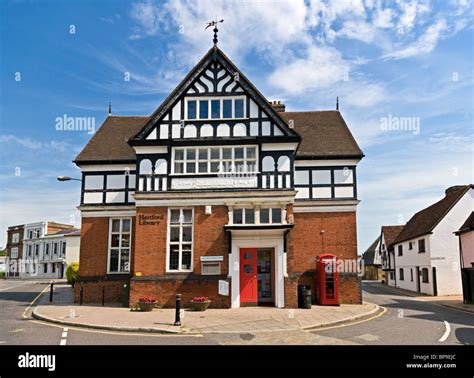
[108,218,131,273]
[172,146,257,174]
[168,209,193,272]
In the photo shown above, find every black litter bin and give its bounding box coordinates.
[302,289,312,309]
[298,285,310,308]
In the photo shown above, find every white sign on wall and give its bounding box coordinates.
[218,280,229,296]
[201,256,224,262]
[171,176,257,190]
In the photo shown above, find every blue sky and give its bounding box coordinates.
[1,0,473,251]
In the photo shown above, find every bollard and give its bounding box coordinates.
[80,286,84,306]
[174,294,182,326]
[49,282,54,302]
[102,287,105,306]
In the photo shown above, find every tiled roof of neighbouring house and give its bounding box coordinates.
[74,111,364,164]
[361,236,380,265]
[393,185,473,244]
[455,211,474,235]
[381,225,405,250]
[45,228,81,237]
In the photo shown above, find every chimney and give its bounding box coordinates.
[269,100,285,113]
[445,185,466,196]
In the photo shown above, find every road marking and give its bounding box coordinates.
[438,321,451,342]
[60,327,68,346]
[22,284,50,319]
[0,282,29,292]
[311,306,387,332]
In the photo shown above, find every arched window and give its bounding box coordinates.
[216,123,230,137]
[183,124,197,138]
[277,156,290,171]
[233,123,247,137]
[139,159,152,175]
[154,159,167,174]
[262,156,275,172]
[200,124,213,137]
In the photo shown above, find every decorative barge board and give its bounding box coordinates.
[73,42,364,309]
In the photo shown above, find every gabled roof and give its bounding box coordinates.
[381,225,405,251]
[132,46,298,141]
[362,236,380,265]
[455,211,474,235]
[74,112,363,164]
[393,185,473,244]
[282,111,364,159]
[74,116,148,164]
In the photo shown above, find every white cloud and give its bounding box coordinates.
[383,19,447,59]
[0,134,72,152]
[268,45,350,95]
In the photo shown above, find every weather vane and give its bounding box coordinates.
[205,18,224,46]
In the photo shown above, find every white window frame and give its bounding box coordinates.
[172,145,258,175]
[185,96,246,121]
[107,218,132,274]
[11,247,18,259]
[12,233,19,243]
[166,208,194,273]
[232,207,283,225]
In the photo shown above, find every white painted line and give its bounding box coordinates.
[0,282,29,292]
[438,321,451,342]
[22,284,50,319]
[61,332,68,338]
[60,327,68,346]
[60,339,67,346]
[63,328,69,332]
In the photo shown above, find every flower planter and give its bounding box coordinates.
[137,301,156,312]
[190,300,211,311]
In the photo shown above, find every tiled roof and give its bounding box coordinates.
[362,236,380,265]
[74,112,363,163]
[281,111,364,159]
[393,185,472,244]
[74,116,148,163]
[455,211,474,235]
[381,225,405,250]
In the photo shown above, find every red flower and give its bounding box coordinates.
[138,295,157,303]
[192,296,209,302]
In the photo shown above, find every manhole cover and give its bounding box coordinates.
[239,333,255,341]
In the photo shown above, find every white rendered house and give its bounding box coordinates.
[393,185,473,296]
[21,222,79,279]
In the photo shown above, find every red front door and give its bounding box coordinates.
[240,248,258,305]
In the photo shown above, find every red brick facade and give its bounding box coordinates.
[285,211,361,306]
[75,206,361,308]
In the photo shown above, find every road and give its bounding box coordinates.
[313,282,474,345]
[0,280,473,345]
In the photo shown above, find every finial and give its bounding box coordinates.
[205,19,224,46]
[336,96,339,111]
[108,102,112,115]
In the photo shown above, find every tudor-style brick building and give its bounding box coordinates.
[74,44,364,308]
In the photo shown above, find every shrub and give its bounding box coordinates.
[192,296,209,302]
[138,295,157,303]
[0,272,5,279]
[66,262,79,284]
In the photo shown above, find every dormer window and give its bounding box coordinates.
[185,97,245,120]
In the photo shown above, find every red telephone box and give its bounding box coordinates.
[316,254,339,305]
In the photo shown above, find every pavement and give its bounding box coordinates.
[370,282,474,314]
[32,284,381,335]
